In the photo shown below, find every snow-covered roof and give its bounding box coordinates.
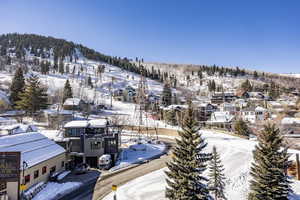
[89,119,107,127]
[0,132,66,168]
[64,119,108,128]
[221,103,236,107]
[64,120,89,128]
[0,117,17,125]
[162,104,188,111]
[0,124,38,135]
[44,109,73,115]
[0,90,10,105]
[268,101,282,107]
[63,98,82,106]
[281,117,300,125]
[255,106,267,112]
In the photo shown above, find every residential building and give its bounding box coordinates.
[240,106,268,124]
[206,111,235,129]
[194,103,216,122]
[0,132,66,200]
[210,92,236,104]
[59,119,121,168]
[63,98,88,111]
[281,117,300,134]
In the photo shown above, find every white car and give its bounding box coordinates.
[99,154,112,170]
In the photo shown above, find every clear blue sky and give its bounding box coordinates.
[0,0,299,73]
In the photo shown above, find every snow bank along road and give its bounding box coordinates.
[103,130,300,200]
[64,138,175,200]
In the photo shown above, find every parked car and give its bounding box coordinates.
[74,163,90,175]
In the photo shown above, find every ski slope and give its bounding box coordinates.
[103,130,300,200]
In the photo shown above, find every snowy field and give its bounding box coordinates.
[104,130,300,200]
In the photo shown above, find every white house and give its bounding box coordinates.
[207,111,235,129]
[220,102,238,113]
[240,106,268,124]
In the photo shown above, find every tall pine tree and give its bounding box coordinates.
[59,59,64,74]
[248,124,291,200]
[9,67,25,106]
[62,79,73,103]
[208,146,226,200]
[162,83,172,106]
[16,74,48,115]
[165,104,211,200]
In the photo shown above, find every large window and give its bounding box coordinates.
[66,128,85,137]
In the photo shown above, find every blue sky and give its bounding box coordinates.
[0,0,299,73]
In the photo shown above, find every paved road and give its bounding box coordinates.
[68,137,175,200]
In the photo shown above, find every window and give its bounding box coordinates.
[66,128,85,137]
[42,166,47,175]
[61,161,65,168]
[50,166,56,174]
[24,175,30,184]
[34,170,39,179]
[0,182,7,190]
[109,140,116,146]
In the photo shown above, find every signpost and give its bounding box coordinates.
[0,152,21,200]
[112,184,117,200]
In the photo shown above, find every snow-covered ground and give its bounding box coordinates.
[104,130,300,200]
[32,182,82,200]
[281,73,300,78]
[110,134,166,171]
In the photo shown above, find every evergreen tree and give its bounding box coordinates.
[248,124,291,200]
[241,79,252,93]
[6,56,11,65]
[62,79,73,103]
[9,67,25,106]
[16,74,48,115]
[208,146,226,200]
[269,81,280,100]
[234,118,250,137]
[87,76,93,88]
[162,83,172,106]
[208,80,216,92]
[164,109,178,126]
[165,104,212,200]
[59,59,64,74]
[66,64,70,74]
[253,71,258,79]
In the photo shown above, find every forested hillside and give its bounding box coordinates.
[0,33,299,92]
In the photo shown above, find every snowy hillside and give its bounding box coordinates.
[103,130,300,200]
[281,74,300,78]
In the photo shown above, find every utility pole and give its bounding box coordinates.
[296,154,300,180]
[110,77,115,108]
